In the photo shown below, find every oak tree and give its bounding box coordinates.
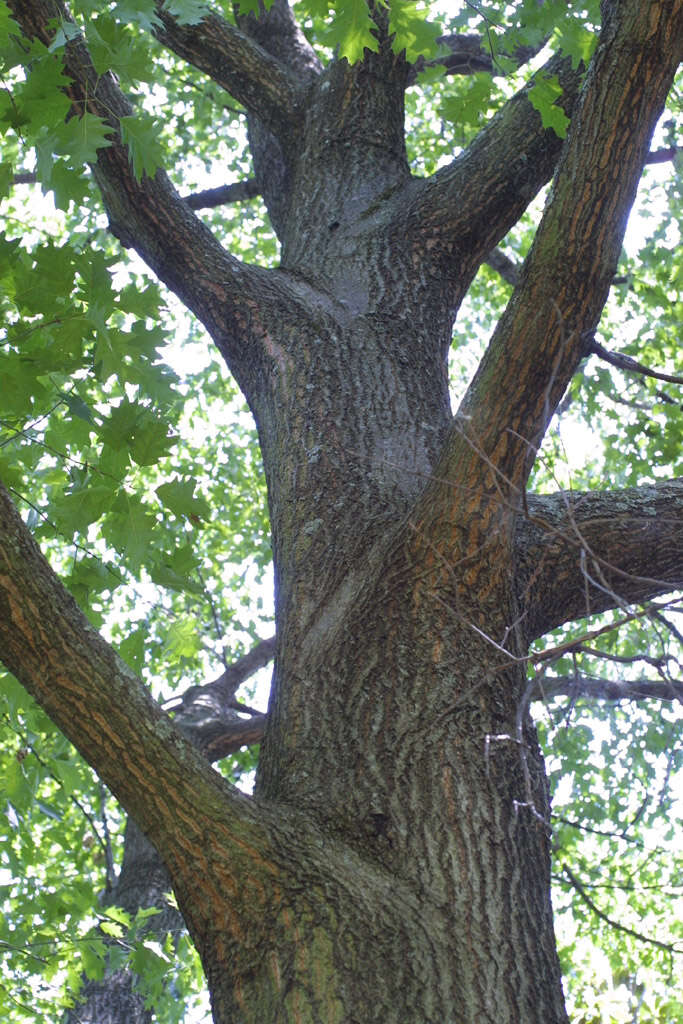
[1,1,682,1022]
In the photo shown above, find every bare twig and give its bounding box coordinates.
[196,566,229,671]
[531,674,682,703]
[555,816,646,848]
[98,780,116,892]
[590,339,683,386]
[562,864,681,954]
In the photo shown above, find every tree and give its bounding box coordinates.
[0,0,682,1021]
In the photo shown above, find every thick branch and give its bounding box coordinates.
[0,482,270,905]
[515,479,683,640]
[407,33,521,83]
[484,247,521,286]
[8,0,297,399]
[172,636,275,759]
[64,634,272,1023]
[234,0,322,76]
[151,1,306,137]
[402,51,582,287]
[406,24,547,85]
[446,0,683,496]
[65,634,273,1022]
[484,144,681,290]
[206,634,276,703]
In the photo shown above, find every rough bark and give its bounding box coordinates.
[62,643,272,1023]
[2,1,683,1022]
[518,481,683,638]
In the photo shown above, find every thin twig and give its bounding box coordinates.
[590,339,683,386]
[555,817,646,848]
[563,865,681,954]
[98,780,116,892]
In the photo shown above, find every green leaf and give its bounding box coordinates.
[155,478,211,521]
[100,919,125,937]
[96,400,176,466]
[8,53,72,130]
[118,625,147,673]
[388,0,442,63]
[161,0,210,27]
[119,114,166,181]
[61,392,95,424]
[53,758,84,797]
[106,490,159,566]
[104,905,132,927]
[164,618,202,659]
[148,560,202,594]
[3,759,34,811]
[550,19,597,69]
[49,484,117,538]
[50,113,116,166]
[112,0,162,32]
[326,0,378,62]
[81,938,107,981]
[527,74,570,139]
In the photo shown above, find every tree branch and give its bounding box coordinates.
[406,22,548,86]
[531,674,682,703]
[484,143,681,289]
[169,636,276,759]
[417,0,683,524]
[0,481,271,909]
[402,50,582,292]
[442,0,683,497]
[646,145,681,164]
[484,247,520,286]
[11,171,38,185]
[184,179,261,209]
[590,339,683,386]
[151,1,306,137]
[8,0,299,401]
[407,33,518,83]
[63,635,274,1022]
[516,480,683,640]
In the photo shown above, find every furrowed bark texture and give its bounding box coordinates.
[2,1,682,1023]
[60,646,273,1024]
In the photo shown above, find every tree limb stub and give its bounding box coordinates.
[184,179,261,209]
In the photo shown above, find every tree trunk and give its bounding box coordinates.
[1,1,682,1022]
